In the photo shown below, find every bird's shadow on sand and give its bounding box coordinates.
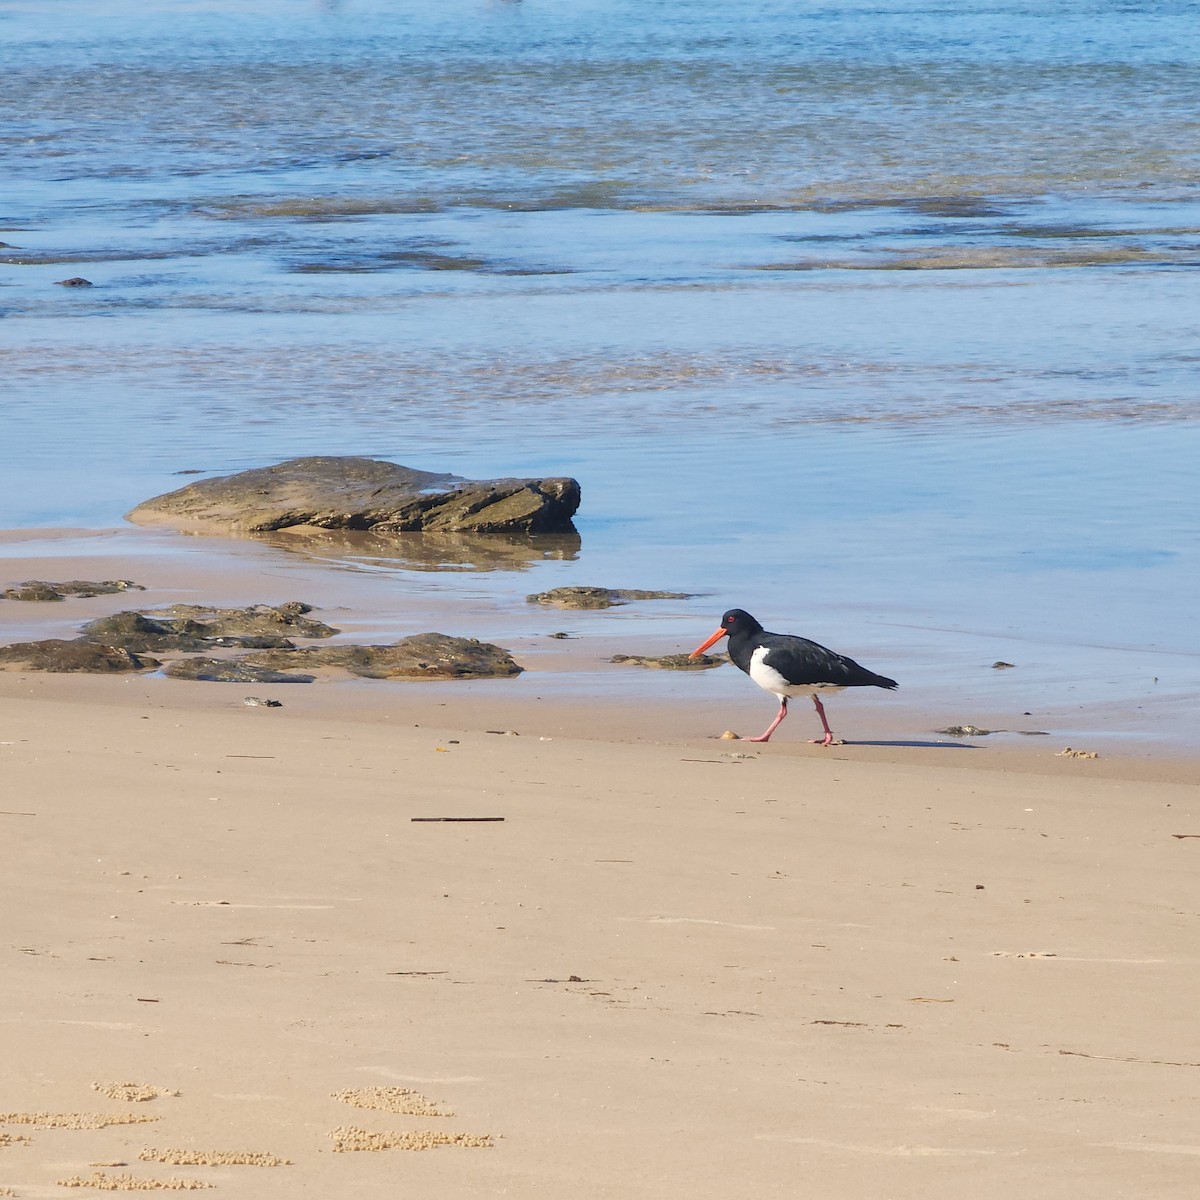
[841,739,978,750]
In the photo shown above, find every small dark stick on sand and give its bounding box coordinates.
[411,817,506,823]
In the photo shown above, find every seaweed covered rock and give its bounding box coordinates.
[526,586,695,609]
[0,639,160,673]
[2,579,144,602]
[163,658,315,683]
[127,457,580,536]
[609,653,723,670]
[243,633,523,680]
[81,602,335,652]
[148,602,336,639]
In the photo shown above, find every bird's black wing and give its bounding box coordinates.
[761,634,898,690]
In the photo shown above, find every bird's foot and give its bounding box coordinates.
[744,734,773,743]
[808,735,844,747]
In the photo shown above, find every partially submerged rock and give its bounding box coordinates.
[526,586,696,610]
[2,579,144,602]
[146,602,335,639]
[126,457,581,537]
[242,633,522,680]
[0,639,160,673]
[3,582,65,603]
[164,658,315,683]
[81,611,199,650]
[610,653,723,670]
[81,603,335,652]
[0,593,520,684]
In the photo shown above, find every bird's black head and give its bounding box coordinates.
[720,609,763,636]
[691,608,765,658]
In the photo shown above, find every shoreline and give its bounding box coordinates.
[0,524,1196,782]
[2,667,1196,787]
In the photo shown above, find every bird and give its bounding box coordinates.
[690,608,897,745]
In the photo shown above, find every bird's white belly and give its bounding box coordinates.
[749,647,846,700]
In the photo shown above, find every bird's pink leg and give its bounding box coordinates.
[745,697,788,743]
[809,695,836,746]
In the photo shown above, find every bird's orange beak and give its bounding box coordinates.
[689,627,727,658]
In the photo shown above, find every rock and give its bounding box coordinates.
[55,276,93,287]
[0,639,159,673]
[206,635,298,649]
[164,658,315,683]
[936,725,995,737]
[242,633,522,680]
[243,696,283,707]
[2,579,143,602]
[610,653,723,670]
[526,586,695,609]
[2,583,65,602]
[609,589,698,602]
[80,611,213,651]
[146,602,336,639]
[992,661,1016,669]
[80,611,300,652]
[80,603,335,652]
[126,457,581,536]
[527,587,616,609]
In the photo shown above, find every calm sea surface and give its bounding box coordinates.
[2,0,1198,747]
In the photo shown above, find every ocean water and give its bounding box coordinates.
[2,0,1198,748]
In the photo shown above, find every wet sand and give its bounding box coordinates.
[3,687,1199,1198]
[3,531,1200,1198]
[1,524,1195,764]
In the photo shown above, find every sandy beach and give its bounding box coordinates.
[8,3,1200,1193]
[2,535,1199,1199]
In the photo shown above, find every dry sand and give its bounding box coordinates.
[2,532,1199,1198]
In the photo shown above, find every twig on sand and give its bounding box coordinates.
[1059,1049,1200,1068]
[411,816,505,822]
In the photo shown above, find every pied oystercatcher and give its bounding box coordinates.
[690,609,898,745]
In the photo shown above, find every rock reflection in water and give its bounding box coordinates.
[261,527,582,573]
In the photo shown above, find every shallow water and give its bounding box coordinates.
[2,0,1198,750]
